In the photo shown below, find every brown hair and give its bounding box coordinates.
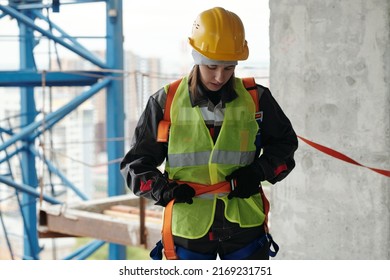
[188,65,236,97]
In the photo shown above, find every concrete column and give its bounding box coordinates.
[269,0,390,259]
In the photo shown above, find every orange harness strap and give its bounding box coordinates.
[259,187,270,233]
[162,181,231,260]
[156,78,181,142]
[161,200,177,259]
[241,77,259,112]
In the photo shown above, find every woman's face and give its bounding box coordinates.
[198,65,236,91]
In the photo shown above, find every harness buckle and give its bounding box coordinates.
[229,179,236,191]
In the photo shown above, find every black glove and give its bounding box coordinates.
[225,164,264,199]
[160,181,195,206]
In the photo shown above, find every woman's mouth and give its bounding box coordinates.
[210,82,223,89]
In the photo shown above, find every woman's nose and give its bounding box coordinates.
[214,69,224,83]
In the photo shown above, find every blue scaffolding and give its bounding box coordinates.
[0,0,126,259]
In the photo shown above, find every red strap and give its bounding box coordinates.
[240,80,389,178]
[298,136,390,177]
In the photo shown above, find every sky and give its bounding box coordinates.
[0,0,270,74]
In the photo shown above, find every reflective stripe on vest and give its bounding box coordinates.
[168,150,256,168]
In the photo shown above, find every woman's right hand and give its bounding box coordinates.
[161,182,196,206]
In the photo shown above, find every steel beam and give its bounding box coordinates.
[0,70,101,87]
[30,146,89,201]
[106,0,126,260]
[0,175,61,205]
[18,7,40,260]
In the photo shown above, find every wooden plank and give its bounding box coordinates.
[103,209,162,224]
[109,204,162,219]
[41,195,162,250]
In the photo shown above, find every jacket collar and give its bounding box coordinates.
[189,82,238,108]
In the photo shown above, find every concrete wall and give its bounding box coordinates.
[269,0,390,259]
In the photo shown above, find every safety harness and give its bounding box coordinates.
[152,77,279,260]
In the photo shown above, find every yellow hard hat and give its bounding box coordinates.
[188,7,249,61]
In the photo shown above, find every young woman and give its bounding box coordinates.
[120,7,298,260]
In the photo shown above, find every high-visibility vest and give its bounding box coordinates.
[157,77,270,260]
[165,76,258,184]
